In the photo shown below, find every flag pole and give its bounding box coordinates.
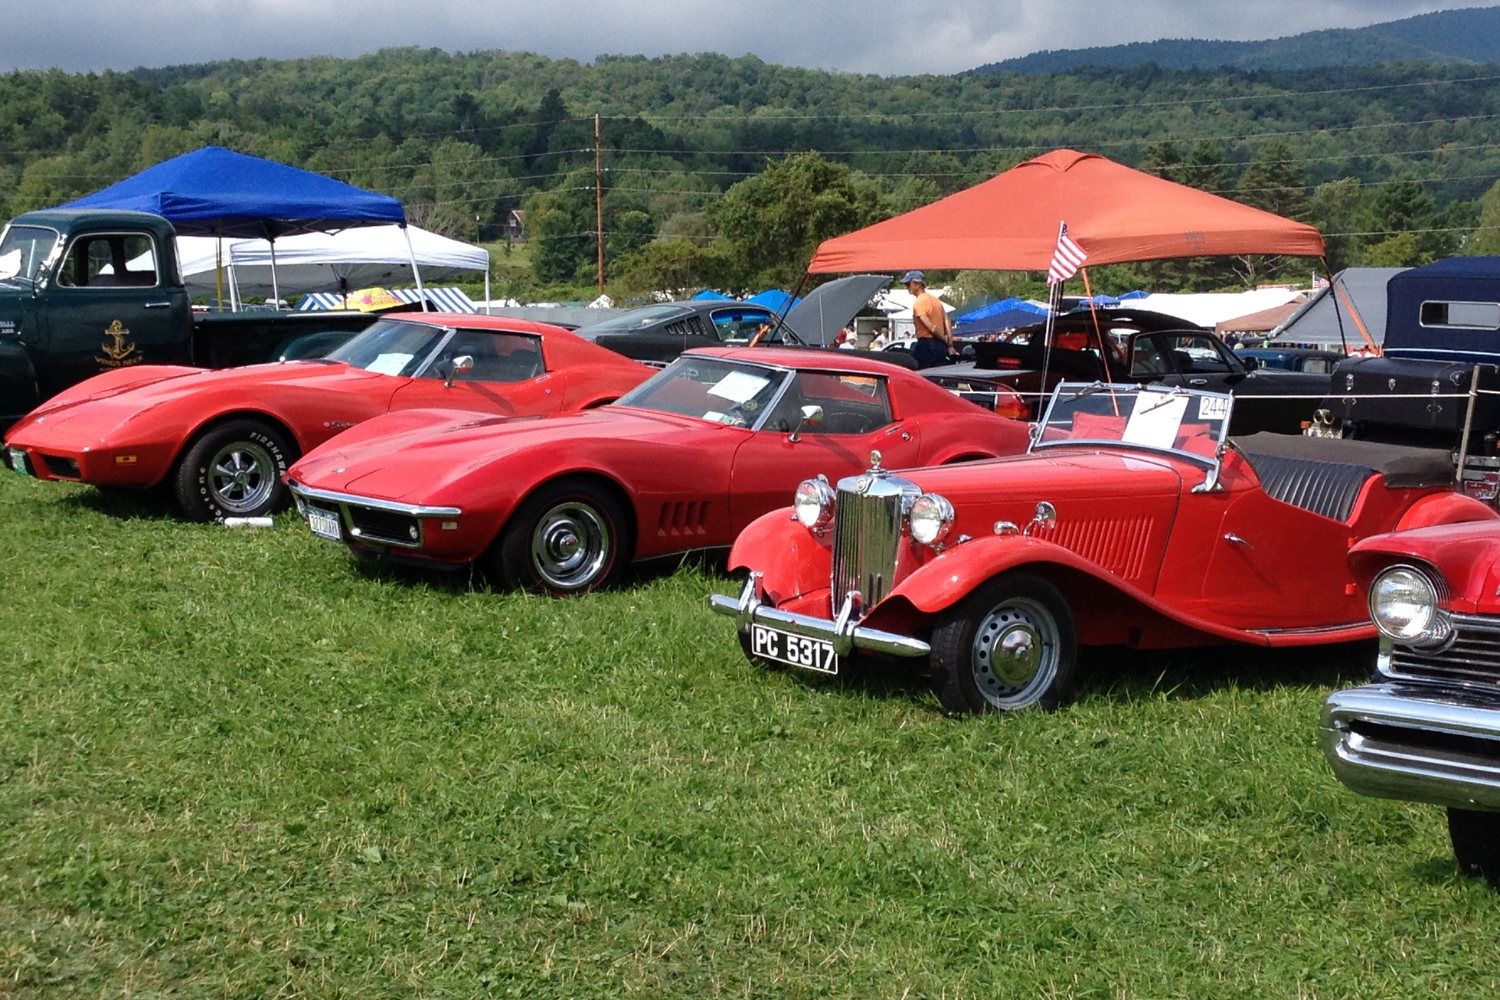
[1037,220,1065,413]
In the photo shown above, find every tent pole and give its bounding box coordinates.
[484,253,492,315]
[1038,277,1061,409]
[215,221,224,312]
[756,270,808,347]
[1322,258,1350,356]
[404,224,428,312]
[228,257,240,312]
[268,238,281,310]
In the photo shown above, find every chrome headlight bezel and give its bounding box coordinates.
[908,492,955,546]
[793,477,837,531]
[1368,564,1450,648]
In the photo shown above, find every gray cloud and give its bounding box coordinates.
[1,0,1486,76]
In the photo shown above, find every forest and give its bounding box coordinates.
[3,48,1500,300]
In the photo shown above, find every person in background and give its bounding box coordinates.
[903,270,955,369]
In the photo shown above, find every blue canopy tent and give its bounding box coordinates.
[747,289,801,312]
[59,146,421,310]
[951,294,999,320]
[954,296,1050,336]
[692,289,734,301]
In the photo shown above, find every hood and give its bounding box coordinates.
[782,275,889,346]
[292,405,732,502]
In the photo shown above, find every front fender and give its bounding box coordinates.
[1395,491,1499,531]
[0,339,38,425]
[874,534,1260,647]
[728,507,833,606]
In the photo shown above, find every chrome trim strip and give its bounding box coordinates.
[1321,682,1500,811]
[287,480,462,518]
[709,575,929,658]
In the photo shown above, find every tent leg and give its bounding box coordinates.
[484,261,492,315]
[215,222,224,313]
[229,262,240,312]
[269,239,281,311]
[404,225,428,312]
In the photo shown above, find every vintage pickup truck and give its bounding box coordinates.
[0,208,374,428]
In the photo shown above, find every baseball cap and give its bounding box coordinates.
[900,270,926,285]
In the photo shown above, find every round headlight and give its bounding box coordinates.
[1369,566,1446,645]
[793,478,836,530]
[909,492,955,546]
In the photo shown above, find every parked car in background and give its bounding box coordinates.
[285,348,1031,594]
[712,383,1494,713]
[574,276,916,369]
[922,309,1331,433]
[1235,347,1343,374]
[5,314,651,520]
[1322,517,1500,883]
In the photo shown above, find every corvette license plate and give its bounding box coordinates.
[8,448,28,476]
[307,508,342,542]
[750,624,839,675]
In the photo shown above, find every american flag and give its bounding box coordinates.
[1047,222,1087,285]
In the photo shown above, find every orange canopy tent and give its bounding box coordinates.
[807,149,1326,274]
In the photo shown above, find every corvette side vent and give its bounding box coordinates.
[658,501,708,537]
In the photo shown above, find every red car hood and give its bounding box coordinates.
[1350,520,1500,615]
[7,361,379,443]
[289,405,738,503]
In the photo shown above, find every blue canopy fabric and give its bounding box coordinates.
[746,289,801,312]
[951,294,999,319]
[692,289,733,300]
[955,296,1049,326]
[1118,290,1149,300]
[61,146,405,239]
[954,296,1051,337]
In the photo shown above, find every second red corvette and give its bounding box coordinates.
[286,348,1032,594]
[4,313,652,520]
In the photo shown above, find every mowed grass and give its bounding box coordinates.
[1,473,1498,998]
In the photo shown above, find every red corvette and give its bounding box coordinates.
[712,383,1499,713]
[285,348,1031,594]
[3,314,651,520]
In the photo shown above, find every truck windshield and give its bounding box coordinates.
[1033,382,1231,464]
[323,319,449,377]
[0,226,59,282]
[615,355,788,428]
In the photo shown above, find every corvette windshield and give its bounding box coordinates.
[615,356,788,427]
[0,225,59,282]
[1033,382,1231,462]
[324,319,448,377]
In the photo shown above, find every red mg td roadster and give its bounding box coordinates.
[1323,518,1500,882]
[712,383,1497,713]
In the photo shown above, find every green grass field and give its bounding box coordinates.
[1,472,1498,998]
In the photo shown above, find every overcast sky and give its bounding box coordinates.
[1,1,1488,77]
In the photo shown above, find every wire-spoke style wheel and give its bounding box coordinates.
[493,477,630,596]
[1448,808,1500,885]
[930,572,1078,714]
[174,419,293,522]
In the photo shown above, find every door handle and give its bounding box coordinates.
[143,301,173,309]
[1189,378,1208,386]
[1224,533,1254,549]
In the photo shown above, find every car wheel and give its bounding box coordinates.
[173,419,293,522]
[1448,808,1500,884]
[494,477,630,595]
[929,572,1077,714]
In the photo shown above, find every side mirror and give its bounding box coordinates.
[789,404,823,443]
[1023,501,1058,537]
[444,355,475,387]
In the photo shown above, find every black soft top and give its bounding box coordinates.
[1231,432,1452,489]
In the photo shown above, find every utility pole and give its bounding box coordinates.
[594,113,605,296]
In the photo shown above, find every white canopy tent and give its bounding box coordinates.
[170,225,492,311]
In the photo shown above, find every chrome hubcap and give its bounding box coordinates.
[972,597,1059,710]
[531,501,611,590]
[208,441,275,514]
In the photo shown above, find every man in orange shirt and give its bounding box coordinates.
[903,270,955,369]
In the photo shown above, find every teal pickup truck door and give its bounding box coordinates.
[37,229,191,397]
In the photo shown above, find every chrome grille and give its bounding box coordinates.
[1387,614,1500,689]
[831,476,908,615]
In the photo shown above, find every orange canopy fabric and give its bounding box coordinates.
[808,149,1326,274]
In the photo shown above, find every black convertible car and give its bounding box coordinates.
[923,307,1334,434]
[574,275,915,368]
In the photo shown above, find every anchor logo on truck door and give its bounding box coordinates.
[96,320,142,369]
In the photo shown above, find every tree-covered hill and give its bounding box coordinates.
[974,5,1500,74]
[3,49,1500,296]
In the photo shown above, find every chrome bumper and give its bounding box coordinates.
[709,573,930,659]
[1321,682,1500,811]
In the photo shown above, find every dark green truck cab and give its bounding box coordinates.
[0,209,374,428]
